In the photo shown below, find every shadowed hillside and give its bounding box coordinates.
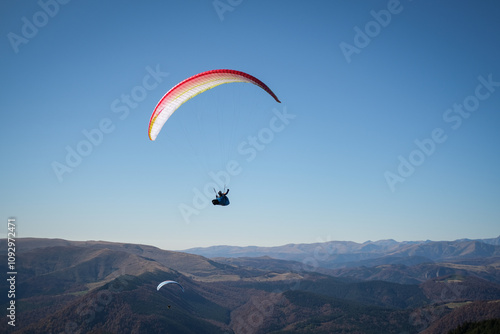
[421,300,500,334]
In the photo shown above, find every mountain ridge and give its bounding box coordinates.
[183,236,500,267]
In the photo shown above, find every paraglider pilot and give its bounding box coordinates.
[212,188,230,206]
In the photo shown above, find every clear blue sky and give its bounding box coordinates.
[1,0,499,250]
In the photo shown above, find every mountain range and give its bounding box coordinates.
[1,237,499,333]
[183,237,500,268]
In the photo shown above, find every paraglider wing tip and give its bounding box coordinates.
[270,93,281,103]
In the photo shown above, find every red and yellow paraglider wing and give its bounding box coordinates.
[148,69,280,141]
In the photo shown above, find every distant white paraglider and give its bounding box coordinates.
[157,280,185,293]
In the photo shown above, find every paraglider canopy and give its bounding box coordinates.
[157,280,184,292]
[148,69,281,141]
